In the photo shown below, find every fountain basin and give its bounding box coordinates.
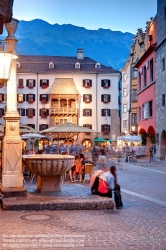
[22,154,74,192]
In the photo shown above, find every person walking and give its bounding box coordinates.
[149,144,154,163]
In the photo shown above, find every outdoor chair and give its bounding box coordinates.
[82,164,94,183]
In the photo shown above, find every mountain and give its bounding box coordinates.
[3,19,134,70]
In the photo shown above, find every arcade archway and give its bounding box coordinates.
[160,130,166,160]
[139,128,146,145]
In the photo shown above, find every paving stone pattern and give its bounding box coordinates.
[0,157,166,249]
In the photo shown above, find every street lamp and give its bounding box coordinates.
[0,51,17,80]
[1,18,26,198]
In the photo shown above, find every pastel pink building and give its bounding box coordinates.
[135,17,156,145]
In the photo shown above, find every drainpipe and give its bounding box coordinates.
[36,73,39,130]
[129,64,132,134]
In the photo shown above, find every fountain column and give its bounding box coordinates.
[1,19,26,197]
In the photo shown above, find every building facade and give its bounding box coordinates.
[121,59,130,134]
[121,28,146,136]
[135,17,157,148]
[0,49,121,146]
[156,0,166,159]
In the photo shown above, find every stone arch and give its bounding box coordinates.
[139,128,146,145]
[160,130,166,160]
[147,126,155,145]
[147,126,155,138]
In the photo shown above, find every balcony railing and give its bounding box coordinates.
[50,107,78,114]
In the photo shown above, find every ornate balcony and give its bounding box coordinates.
[50,107,78,115]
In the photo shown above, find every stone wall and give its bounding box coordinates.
[110,109,120,138]
[156,0,166,159]
[157,0,166,45]
[77,109,120,145]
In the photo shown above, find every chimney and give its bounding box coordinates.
[77,48,84,60]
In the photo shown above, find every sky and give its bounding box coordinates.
[13,0,157,34]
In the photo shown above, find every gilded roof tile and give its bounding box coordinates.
[49,78,79,94]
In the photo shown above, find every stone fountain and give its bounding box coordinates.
[22,154,74,192]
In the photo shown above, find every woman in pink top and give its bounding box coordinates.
[98,169,114,198]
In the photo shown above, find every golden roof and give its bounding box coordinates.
[49,78,79,94]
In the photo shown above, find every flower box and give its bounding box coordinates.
[41,100,47,104]
[103,131,109,135]
[41,85,48,89]
[18,85,24,88]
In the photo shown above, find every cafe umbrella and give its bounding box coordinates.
[40,122,97,154]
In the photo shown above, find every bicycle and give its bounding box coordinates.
[128,154,137,162]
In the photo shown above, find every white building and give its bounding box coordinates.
[0,49,121,145]
[121,59,130,134]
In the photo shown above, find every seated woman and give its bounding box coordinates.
[110,166,123,209]
[97,166,123,209]
[90,165,107,194]
[98,169,114,198]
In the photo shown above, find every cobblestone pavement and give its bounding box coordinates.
[0,158,166,250]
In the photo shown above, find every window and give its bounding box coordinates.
[26,108,35,118]
[39,124,49,131]
[75,62,80,69]
[17,94,25,103]
[18,79,24,88]
[101,109,110,116]
[162,58,165,71]
[49,62,54,69]
[123,120,127,129]
[131,113,137,125]
[40,79,49,88]
[40,94,48,103]
[101,94,110,103]
[162,94,165,107]
[83,124,92,129]
[83,109,92,116]
[149,101,152,117]
[40,108,49,118]
[138,107,141,121]
[123,104,127,112]
[143,66,146,87]
[26,94,35,103]
[83,94,92,103]
[150,59,153,82]
[101,124,110,134]
[0,108,4,117]
[123,74,127,81]
[83,79,92,88]
[138,72,141,91]
[132,89,137,101]
[95,63,101,69]
[132,68,137,78]
[26,79,35,88]
[0,93,4,102]
[123,88,127,96]
[101,79,110,88]
[26,124,35,129]
[18,108,25,116]
[142,101,153,119]
[16,61,20,68]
